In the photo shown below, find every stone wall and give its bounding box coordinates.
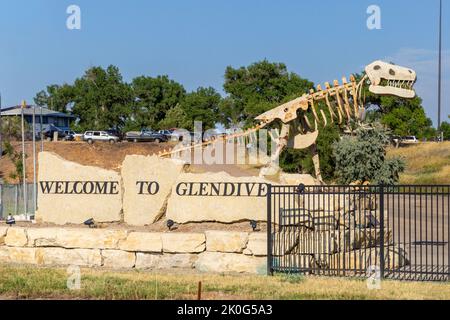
[0,227,267,274]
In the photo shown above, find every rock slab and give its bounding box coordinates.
[121,155,186,226]
[36,152,123,225]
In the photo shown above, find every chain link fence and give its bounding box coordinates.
[0,184,36,218]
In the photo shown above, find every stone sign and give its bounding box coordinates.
[121,155,186,226]
[37,152,123,225]
[166,172,271,223]
[37,152,297,225]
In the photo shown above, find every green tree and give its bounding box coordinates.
[34,84,75,113]
[0,116,30,141]
[2,141,26,183]
[279,125,340,181]
[440,121,450,140]
[71,65,134,131]
[222,60,313,127]
[158,104,189,130]
[180,87,221,131]
[333,125,405,184]
[131,75,186,130]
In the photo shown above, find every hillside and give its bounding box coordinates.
[387,142,450,185]
[0,140,448,185]
[0,140,259,184]
[0,141,173,184]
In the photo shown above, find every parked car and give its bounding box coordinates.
[204,131,228,141]
[63,130,77,141]
[158,130,174,140]
[106,129,123,141]
[125,130,168,143]
[83,131,120,144]
[43,128,66,141]
[401,136,419,145]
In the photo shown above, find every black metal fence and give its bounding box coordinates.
[267,185,450,281]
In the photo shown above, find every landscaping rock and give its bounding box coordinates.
[162,233,205,253]
[279,174,320,186]
[5,228,28,247]
[331,246,409,270]
[119,232,163,253]
[0,227,9,245]
[102,250,136,268]
[195,252,267,274]
[243,233,267,256]
[135,253,197,269]
[35,248,102,267]
[205,231,248,253]
[0,247,37,264]
[27,228,128,249]
[281,231,338,255]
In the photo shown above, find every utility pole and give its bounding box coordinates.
[438,0,443,138]
[21,100,27,218]
[40,106,44,152]
[32,106,37,217]
[0,93,2,158]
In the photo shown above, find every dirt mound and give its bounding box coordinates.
[0,141,174,183]
[0,140,260,183]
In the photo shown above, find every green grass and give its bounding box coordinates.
[0,265,449,300]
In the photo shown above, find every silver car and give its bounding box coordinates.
[83,131,120,144]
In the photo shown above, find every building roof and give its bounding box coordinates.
[0,105,75,118]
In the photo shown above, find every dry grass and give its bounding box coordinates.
[387,142,450,185]
[0,265,449,300]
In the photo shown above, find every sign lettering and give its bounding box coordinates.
[39,181,120,195]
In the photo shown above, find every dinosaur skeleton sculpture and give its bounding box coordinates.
[159,61,417,182]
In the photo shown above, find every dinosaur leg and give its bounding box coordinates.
[260,123,290,179]
[310,143,324,184]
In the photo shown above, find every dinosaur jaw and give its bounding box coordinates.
[368,79,416,99]
[365,60,417,99]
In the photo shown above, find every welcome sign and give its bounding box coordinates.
[37,152,271,226]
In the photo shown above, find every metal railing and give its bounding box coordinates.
[267,185,450,281]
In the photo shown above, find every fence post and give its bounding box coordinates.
[14,185,18,216]
[379,184,385,279]
[267,183,272,276]
[0,184,2,218]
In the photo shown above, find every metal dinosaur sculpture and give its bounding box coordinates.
[159,61,417,182]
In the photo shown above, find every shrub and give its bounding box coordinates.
[333,125,405,185]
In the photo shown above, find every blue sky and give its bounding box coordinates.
[0,0,448,126]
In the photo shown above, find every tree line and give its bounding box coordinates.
[31,60,448,180]
[33,61,315,133]
[33,60,446,138]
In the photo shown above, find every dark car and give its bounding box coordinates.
[106,129,123,141]
[63,130,77,141]
[158,130,174,140]
[125,130,168,143]
[43,129,66,141]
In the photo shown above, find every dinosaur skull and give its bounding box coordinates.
[365,60,416,98]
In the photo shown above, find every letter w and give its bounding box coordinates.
[40,181,55,194]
